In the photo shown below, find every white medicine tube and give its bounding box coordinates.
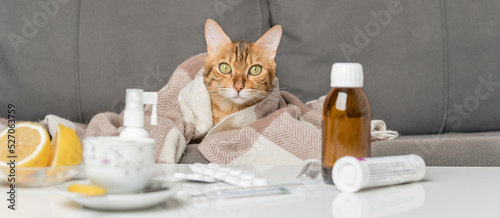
[332,154,426,193]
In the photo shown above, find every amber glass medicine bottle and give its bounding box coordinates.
[322,63,371,184]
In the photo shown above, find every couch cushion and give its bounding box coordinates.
[0,0,81,122]
[78,0,270,122]
[269,0,446,135]
[443,0,500,132]
[372,131,500,166]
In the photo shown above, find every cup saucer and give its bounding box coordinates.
[58,179,182,210]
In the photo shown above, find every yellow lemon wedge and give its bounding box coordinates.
[67,184,107,196]
[46,124,83,180]
[49,124,83,167]
[0,122,51,168]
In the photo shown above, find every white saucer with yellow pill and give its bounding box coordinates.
[59,179,182,210]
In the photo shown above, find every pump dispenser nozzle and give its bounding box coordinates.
[120,89,158,138]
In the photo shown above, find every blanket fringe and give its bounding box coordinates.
[371,120,399,141]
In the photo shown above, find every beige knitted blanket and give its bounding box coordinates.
[0,53,397,164]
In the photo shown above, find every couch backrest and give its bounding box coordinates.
[1,0,499,135]
[0,0,269,123]
[270,0,500,134]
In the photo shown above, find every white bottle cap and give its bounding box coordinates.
[330,63,364,87]
[332,156,365,193]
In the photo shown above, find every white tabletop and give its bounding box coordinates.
[1,165,499,218]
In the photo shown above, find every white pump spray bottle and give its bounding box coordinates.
[120,89,158,138]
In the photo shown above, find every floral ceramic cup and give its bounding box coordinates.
[83,137,156,194]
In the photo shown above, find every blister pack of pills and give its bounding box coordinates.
[173,172,218,183]
[174,163,269,187]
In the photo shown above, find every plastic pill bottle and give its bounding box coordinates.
[322,63,371,185]
[332,155,426,193]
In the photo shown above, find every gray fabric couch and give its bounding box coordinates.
[1,0,499,166]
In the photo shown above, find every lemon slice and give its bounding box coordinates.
[49,124,82,167]
[68,184,106,196]
[0,122,51,181]
[46,124,83,180]
[0,122,51,168]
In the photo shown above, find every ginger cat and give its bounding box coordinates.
[204,19,282,125]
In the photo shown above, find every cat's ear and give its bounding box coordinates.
[205,19,232,55]
[254,25,282,59]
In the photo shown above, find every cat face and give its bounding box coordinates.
[204,19,282,108]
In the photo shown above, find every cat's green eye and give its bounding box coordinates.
[219,63,232,74]
[249,65,262,76]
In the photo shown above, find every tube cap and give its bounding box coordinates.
[330,63,364,87]
[332,156,365,193]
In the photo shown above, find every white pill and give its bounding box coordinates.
[207,163,220,169]
[253,178,269,186]
[226,176,240,184]
[173,172,187,179]
[188,174,204,180]
[190,163,205,173]
[203,168,216,175]
[241,172,255,180]
[238,180,253,187]
[229,169,243,176]
[218,167,230,172]
[204,176,216,182]
[215,172,228,180]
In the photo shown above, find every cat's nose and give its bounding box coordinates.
[233,84,245,93]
